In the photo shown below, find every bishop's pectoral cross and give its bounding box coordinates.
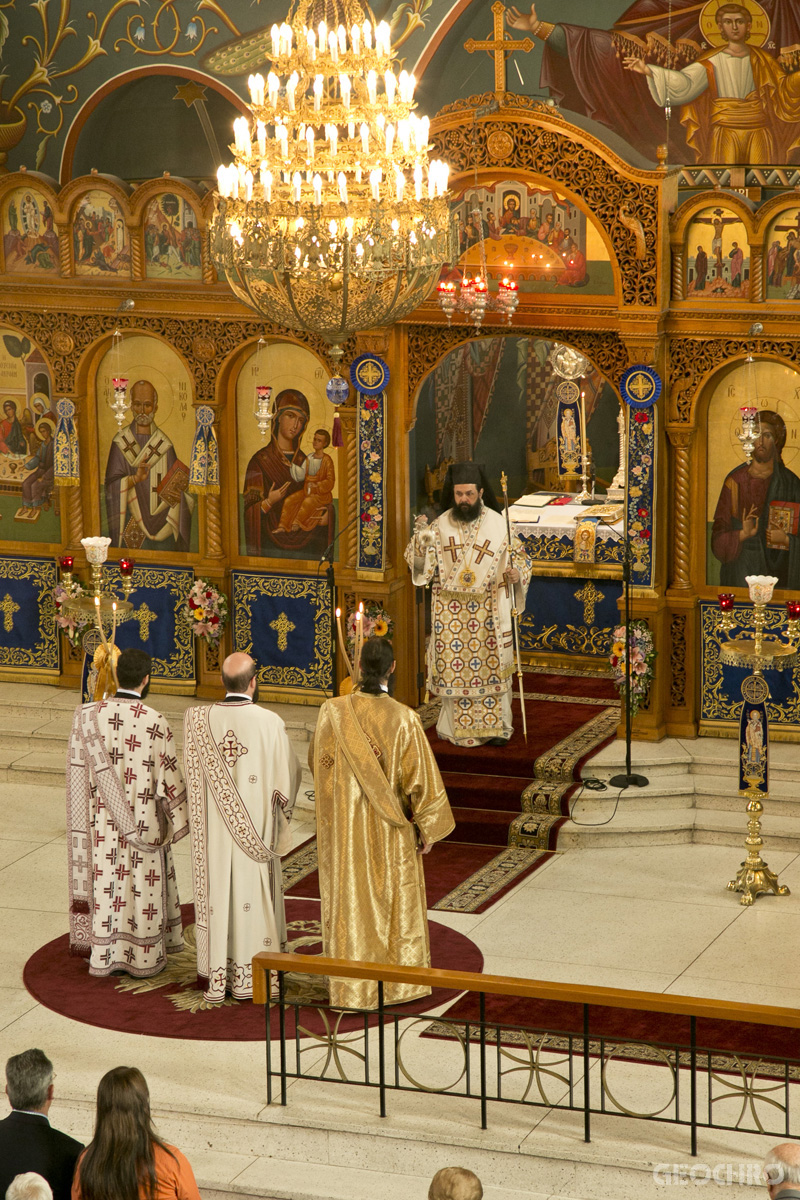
[464,1,534,98]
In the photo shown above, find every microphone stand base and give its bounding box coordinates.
[609,772,649,789]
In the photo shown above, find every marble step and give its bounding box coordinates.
[559,802,800,851]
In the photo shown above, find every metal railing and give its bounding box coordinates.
[253,951,800,1154]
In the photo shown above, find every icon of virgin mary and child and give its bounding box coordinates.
[243,389,335,556]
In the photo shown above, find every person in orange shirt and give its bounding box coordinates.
[71,1067,200,1200]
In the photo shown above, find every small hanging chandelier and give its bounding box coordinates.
[210,0,454,365]
[437,209,519,329]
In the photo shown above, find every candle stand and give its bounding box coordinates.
[59,538,137,698]
[717,576,800,906]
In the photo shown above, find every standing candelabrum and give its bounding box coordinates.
[717,575,800,906]
[59,538,136,697]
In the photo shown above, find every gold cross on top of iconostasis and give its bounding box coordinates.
[464,1,534,99]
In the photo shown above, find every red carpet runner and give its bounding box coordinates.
[285,671,619,914]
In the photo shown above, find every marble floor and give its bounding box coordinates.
[2,684,800,1199]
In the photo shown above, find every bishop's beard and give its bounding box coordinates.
[452,498,482,524]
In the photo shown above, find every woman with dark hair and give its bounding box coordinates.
[71,1067,200,1200]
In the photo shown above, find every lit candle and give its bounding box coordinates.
[234,116,250,157]
[318,20,327,47]
[256,120,266,156]
[267,72,279,106]
[217,165,231,199]
[306,126,315,161]
[580,389,588,478]
[338,172,348,203]
[328,30,338,62]
[338,24,346,53]
[306,28,316,60]
[248,73,265,106]
[314,74,323,112]
[339,73,351,108]
[376,21,390,54]
[718,593,735,612]
[292,171,302,201]
[360,123,369,154]
[335,607,353,678]
[370,168,381,201]
[60,554,74,570]
[244,169,253,201]
[313,173,322,205]
[385,71,397,106]
[329,124,338,157]
[286,72,298,110]
[398,119,410,155]
[363,19,372,49]
[270,24,280,57]
[351,23,360,54]
[347,120,355,139]
[261,167,272,201]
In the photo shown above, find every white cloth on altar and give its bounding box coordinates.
[67,697,189,977]
[509,496,623,540]
[182,701,300,1003]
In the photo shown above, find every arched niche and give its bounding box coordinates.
[408,334,621,514]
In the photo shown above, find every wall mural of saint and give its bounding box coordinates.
[0,326,58,542]
[237,341,337,561]
[503,1,800,166]
[97,334,197,552]
[707,359,800,589]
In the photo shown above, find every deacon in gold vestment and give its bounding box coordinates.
[310,638,454,1010]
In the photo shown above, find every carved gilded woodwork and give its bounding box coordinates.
[670,613,688,709]
[667,429,693,591]
[667,337,800,425]
[431,94,660,309]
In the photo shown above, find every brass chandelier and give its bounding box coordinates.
[210,0,454,363]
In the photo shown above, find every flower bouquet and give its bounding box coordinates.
[53,580,92,647]
[346,600,393,657]
[609,619,656,716]
[184,578,228,646]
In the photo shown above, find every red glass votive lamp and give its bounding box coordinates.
[718,593,735,612]
[59,554,74,571]
[786,600,800,620]
[118,558,134,577]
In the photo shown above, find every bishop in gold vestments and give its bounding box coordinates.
[310,688,454,1010]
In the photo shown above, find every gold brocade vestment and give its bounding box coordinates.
[310,692,454,1009]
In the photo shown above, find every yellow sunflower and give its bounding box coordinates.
[373,619,389,636]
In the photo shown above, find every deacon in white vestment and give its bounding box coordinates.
[405,462,532,747]
[183,652,300,1004]
[67,648,189,977]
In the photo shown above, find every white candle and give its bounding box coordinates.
[338,172,348,203]
[306,126,315,160]
[329,124,338,157]
[385,71,396,106]
[345,216,354,237]
[267,72,279,106]
[363,19,372,49]
[318,20,327,47]
[367,70,377,106]
[313,173,322,205]
[270,24,280,57]
[256,120,266,156]
[286,72,298,110]
[385,123,394,156]
[248,73,264,106]
[328,30,338,62]
[244,169,253,201]
[314,74,323,112]
[370,168,381,201]
[292,171,302,201]
[306,28,316,60]
[261,168,272,201]
[217,165,231,198]
[351,23,360,55]
[338,24,346,53]
[339,74,351,108]
[347,120,355,139]
[360,123,369,154]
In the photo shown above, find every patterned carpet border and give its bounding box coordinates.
[431,848,552,913]
[281,838,319,891]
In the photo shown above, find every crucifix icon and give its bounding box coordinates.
[0,593,20,632]
[464,1,534,97]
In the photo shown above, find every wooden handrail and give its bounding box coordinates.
[252,951,800,1032]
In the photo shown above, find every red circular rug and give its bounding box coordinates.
[23,899,483,1041]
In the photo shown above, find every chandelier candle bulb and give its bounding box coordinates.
[385,124,394,155]
[363,19,372,48]
[347,120,355,138]
[261,168,272,201]
[339,74,351,108]
[367,70,377,105]
[256,120,266,156]
[318,20,326,45]
[292,171,302,201]
[338,172,347,203]
[248,74,265,106]
[329,125,338,156]
[370,168,381,201]
[313,173,322,205]
[286,72,298,110]
[270,23,280,56]
[338,24,346,52]
[385,71,397,105]
[360,122,369,154]
[306,126,315,160]
[234,117,250,157]
[306,28,316,59]
[328,30,338,62]
[351,23,360,54]
[268,72,279,106]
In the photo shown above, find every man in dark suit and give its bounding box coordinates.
[0,1049,83,1200]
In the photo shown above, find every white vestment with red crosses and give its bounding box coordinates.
[405,505,532,747]
[182,701,300,1004]
[67,697,189,977]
